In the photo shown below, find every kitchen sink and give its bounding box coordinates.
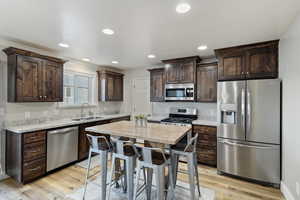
[72,116,103,121]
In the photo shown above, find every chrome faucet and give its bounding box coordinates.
[80,103,89,118]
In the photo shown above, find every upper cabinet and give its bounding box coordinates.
[215,40,279,81]
[98,70,124,101]
[149,68,165,102]
[162,56,200,84]
[196,62,218,102]
[4,47,66,102]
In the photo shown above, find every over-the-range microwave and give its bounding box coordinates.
[165,83,195,101]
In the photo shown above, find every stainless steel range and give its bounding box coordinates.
[161,107,198,126]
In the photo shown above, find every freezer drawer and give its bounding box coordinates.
[217,138,280,184]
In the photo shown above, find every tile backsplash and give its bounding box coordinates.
[152,102,217,120]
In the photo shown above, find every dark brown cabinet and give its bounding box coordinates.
[6,131,47,184]
[196,63,218,102]
[98,70,124,101]
[193,125,217,166]
[215,40,279,81]
[162,56,200,84]
[4,47,66,102]
[149,68,165,102]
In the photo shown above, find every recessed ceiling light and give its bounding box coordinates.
[112,61,119,64]
[58,43,69,48]
[102,28,115,35]
[197,45,208,50]
[82,58,91,62]
[176,3,191,14]
[148,54,156,59]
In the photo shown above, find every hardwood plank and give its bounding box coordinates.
[0,163,284,200]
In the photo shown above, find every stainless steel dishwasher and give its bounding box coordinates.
[47,127,79,172]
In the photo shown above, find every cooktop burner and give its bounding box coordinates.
[161,117,194,124]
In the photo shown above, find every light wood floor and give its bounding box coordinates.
[0,163,284,200]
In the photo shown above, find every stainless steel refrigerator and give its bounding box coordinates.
[217,79,281,187]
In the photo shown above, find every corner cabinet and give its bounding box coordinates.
[149,68,165,102]
[98,70,124,101]
[162,56,200,84]
[196,62,218,102]
[3,47,66,102]
[215,40,279,81]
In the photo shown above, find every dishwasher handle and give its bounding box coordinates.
[48,127,78,135]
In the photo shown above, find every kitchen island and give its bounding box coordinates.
[85,120,192,200]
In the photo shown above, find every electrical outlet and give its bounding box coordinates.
[296,182,300,196]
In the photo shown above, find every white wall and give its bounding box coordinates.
[279,14,300,200]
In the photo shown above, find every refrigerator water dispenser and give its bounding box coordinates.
[221,111,236,124]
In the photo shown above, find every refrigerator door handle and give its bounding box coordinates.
[241,89,246,132]
[219,140,276,149]
[247,90,252,134]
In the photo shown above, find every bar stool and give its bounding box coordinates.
[171,133,201,200]
[107,137,137,200]
[83,134,112,200]
[133,145,175,200]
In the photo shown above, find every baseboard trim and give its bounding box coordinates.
[281,181,296,200]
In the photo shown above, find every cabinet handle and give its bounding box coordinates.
[28,166,41,172]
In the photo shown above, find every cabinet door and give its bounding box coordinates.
[197,64,217,102]
[246,45,278,79]
[114,75,123,101]
[150,69,165,102]
[16,56,43,102]
[165,63,181,83]
[106,74,115,101]
[43,61,63,102]
[181,61,195,83]
[218,52,245,81]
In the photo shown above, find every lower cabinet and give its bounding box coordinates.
[6,116,131,184]
[78,116,130,160]
[6,131,47,184]
[193,125,217,166]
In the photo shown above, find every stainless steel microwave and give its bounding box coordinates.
[165,83,195,101]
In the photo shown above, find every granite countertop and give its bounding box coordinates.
[192,119,219,127]
[6,113,131,134]
[86,121,191,145]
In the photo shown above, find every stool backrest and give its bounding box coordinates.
[134,145,167,165]
[184,133,198,153]
[110,137,135,155]
[86,134,111,151]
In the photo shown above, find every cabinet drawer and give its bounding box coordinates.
[197,139,217,147]
[23,141,46,162]
[24,131,46,144]
[198,133,216,141]
[23,158,46,183]
[193,125,216,135]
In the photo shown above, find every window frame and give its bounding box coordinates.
[59,70,97,108]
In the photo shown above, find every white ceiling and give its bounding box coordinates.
[0,0,300,68]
